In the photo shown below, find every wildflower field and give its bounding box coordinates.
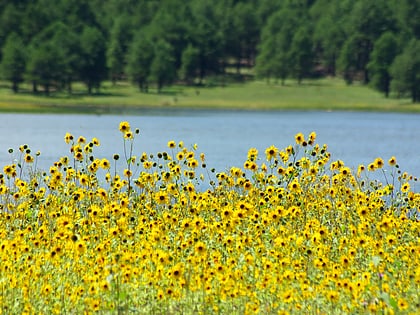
[0,122,419,314]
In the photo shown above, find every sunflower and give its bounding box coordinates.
[155,191,169,205]
[401,182,410,193]
[167,140,176,149]
[295,132,305,145]
[388,156,397,166]
[119,121,131,133]
[3,164,16,177]
[265,145,278,161]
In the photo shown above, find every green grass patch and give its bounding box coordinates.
[0,78,419,114]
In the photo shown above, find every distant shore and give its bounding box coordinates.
[1,78,419,114]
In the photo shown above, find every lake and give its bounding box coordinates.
[0,110,419,189]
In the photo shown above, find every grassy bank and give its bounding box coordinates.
[1,78,419,114]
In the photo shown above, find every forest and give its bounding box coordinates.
[0,0,419,102]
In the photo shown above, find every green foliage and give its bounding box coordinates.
[125,32,154,92]
[0,33,26,92]
[0,4,24,49]
[26,23,69,94]
[79,26,107,94]
[390,40,420,103]
[395,0,420,39]
[338,34,363,85]
[367,32,400,97]
[180,44,200,84]
[311,1,348,75]
[289,25,314,83]
[188,0,224,82]
[256,7,298,84]
[107,17,132,84]
[149,39,176,93]
[0,0,419,102]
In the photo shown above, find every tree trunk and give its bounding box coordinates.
[12,81,18,93]
[67,80,73,95]
[32,81,38,93]
[363,68,369,85]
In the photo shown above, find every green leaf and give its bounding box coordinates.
[372,256,381,267]
[389,297,398,310]
[380,292,390,304]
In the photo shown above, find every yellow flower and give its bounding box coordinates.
[357,164,365,177]
[64,132,74,144]
[155,191,169,205]
[119,121,131,133]
[308,131,316,145]
[24,154,34,163]
[123,169,133,177]
[187,158,199,168]
[368,162,376,171]
[374,157,384,169]
[265,145,278,161]
[3,164,16,177]
[169,263,184,279]
[388,156,397,166]
[326,290,339,302]
[42,284,53,296]
[282,289,294,303]
[92,137,100,146]
[247,148,258,161]
[397,298,408,310]
[401,182,410,193]
[295,132,305,145]
[124,131,134,139]
[167,140,176,149]
[195,241,206,255]
[288,180,301,192]
[100,158,110,169]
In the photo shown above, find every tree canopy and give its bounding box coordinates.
[0,0,419,101]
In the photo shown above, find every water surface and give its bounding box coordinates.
[1,110,419,186]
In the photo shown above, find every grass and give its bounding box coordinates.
[0,78,419,114]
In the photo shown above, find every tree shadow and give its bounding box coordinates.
[145,90,180,96]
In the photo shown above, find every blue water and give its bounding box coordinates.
[1,110,419,187]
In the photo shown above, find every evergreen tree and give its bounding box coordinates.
[180,44,200,84]
[255,6,298,84]
[79,26,107,94]
[338,34,363,84]
[311,0,349,76]
[231,2,259,71]
[367,32,400,97]
[48,21,82,93]
[0,4,24,51]
[342,0,398,84]
[395,0,420,39]
[289,25,314,83]
[125,32,154,92]
[390,39,420,103]
[25,23,69,94]
[107,16,132,84]
[26,41,63,95]
[188,0,224,83]
[0,33,26,92]
[149,39,176,93]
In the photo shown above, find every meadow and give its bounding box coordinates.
[1,78,420,113]
[0,122,418,314]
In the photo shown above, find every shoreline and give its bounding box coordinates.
[1,79,419,114]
